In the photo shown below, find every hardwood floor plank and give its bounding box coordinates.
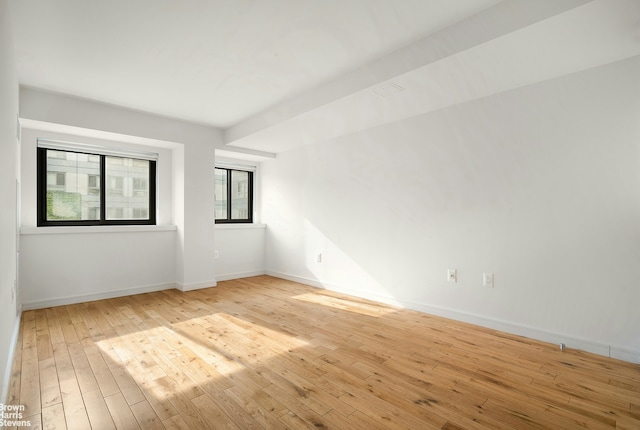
[19,345,40,418]
[162,415,191,430]
[52,342,91,430]
[41,403,66,430]
[129,400,165,430]
[55,307,79,345]
[96,341,147,406]
[190,394,245,430]
[83,345,121,397]
[8,276,640,429]
[104,392,141,430]
[131,375,179,421]
[224,384,290,429]
[66,341,99,393]
[82,388,116,430]
[38,357,61,408]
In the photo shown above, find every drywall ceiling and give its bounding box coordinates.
[8,0,500,127]
[227,0,640,153]
[9,0,640,155]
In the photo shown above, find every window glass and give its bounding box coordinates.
[215,168,228,220]
[215,167,252,223]
[45,149,100,221]
[38,147,156,226]
[106,156,150,220]
[231,170,249,219]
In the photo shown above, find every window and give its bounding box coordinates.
[88,174,100,195]
[37,146,156,226]
[132,178,148,197]
[215,167,253,223]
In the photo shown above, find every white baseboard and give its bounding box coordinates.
[267,271,640,364]
[21,282,177,310]
[1,310,22,405]
[609,346,640,363]
[216,270,266,282]
[176,280,218,292]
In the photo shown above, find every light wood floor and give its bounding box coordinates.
[5,275,640,429]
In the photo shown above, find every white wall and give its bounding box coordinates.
[18,127,178,308]
[176,138,217,290]
[0,0,20,403]
[262,56,640,362]
[215,225,266,281]
[19,228,176,309]
[18,89,220,301]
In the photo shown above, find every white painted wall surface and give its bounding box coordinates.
[215,225,266,281]
[262,57,640,362]
[176,139,217,290]
[0,0,20,403]
[18,90,221,294]
[19,228,176,309]
[18,128,178,309]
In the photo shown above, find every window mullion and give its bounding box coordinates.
[227,169,233,221]
[248,171,253,222]
[100,155,106,223]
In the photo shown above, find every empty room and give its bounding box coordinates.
[1,0,639,429]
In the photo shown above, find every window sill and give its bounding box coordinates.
[20,225,177,235]
[215,223,266,230]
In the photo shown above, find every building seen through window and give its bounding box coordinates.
[215,167,253,223]
[38,147,156,226]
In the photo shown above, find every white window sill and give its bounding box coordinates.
[20,225,177,235]
[215,223,266,230]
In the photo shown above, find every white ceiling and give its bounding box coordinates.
[8,0,640,156]
[8,0,500,126]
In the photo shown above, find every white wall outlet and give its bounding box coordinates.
[483,272,494,288]
[447,269,457,283]
[214,250,220,259]
[316,253,322,263]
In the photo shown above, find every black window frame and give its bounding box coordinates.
[37,147,157,226]
[215,167,253,224]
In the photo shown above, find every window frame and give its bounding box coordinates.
[37,147,157,226]
[215,167,254,224]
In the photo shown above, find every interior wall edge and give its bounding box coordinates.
[216,271,267,283]
[1,312,21,405]
[176,280,218,292]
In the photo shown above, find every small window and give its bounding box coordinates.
[132,208,148,219]
[88,174,100,195]
[37,147,156,226]
[132,178,148,197]
[215,167,253,223]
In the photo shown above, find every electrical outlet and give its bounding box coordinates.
[483,272,494,288]
[447,269,457,283]
[214,250,220,259]
[316,253,322,263]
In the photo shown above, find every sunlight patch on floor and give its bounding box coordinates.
[293,292,396,317]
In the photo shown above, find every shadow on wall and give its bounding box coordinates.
[260,58,640,357]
